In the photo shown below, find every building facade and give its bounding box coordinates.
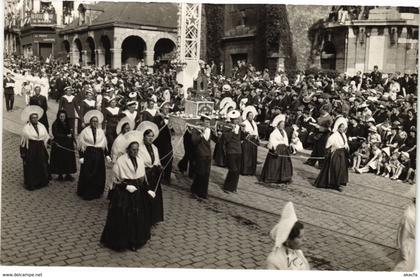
[58,2,178,69]
[310,7,419,74]
[4,0,90,59]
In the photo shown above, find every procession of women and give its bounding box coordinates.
[4,53,417,271]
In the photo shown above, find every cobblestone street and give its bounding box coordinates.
[0,96,413,270]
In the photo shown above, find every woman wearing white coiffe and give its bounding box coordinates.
[261,114,293,184]
[394,185,416,271]
[240,105,259,176]
[111,117,135,163]
[137,121,164,226]
[77,110,111,200]
[267,202,310,270]
[101,132,152,252]
[314,116,349,192]
[20,105,50,191]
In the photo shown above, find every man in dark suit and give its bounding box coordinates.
[190,115,213,199]
[29,86,49,132]
[55,75,67,102]
[3,72,15,111]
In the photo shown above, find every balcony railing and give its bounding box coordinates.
[27,12,57,26]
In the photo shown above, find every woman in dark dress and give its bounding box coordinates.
[314,117,349,192]
[20,105,50,190]
[77,110,111,200]
[101,135,151,252]
[58,86,79,136]
[50,110,77,181]
[260,114,293,184]
[153,102,173,186]
[137,122,164,226]
[77,90,96,134]
[241,106,259,175]
[103,98,122,152]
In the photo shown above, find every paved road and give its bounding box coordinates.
[1,95,412,270]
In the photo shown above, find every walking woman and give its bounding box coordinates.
[111,117,135,163]
[103,98,122,151]
[261,114,293,184]
[50,110,77,181]
[101,132,152,252]
[241,106,259,175]
[137,122,164,225]
[20,105,50,190]
[223,110,243,193]
[313,117,349,192]
[267,202,310,270]
[58,86,79,136]
[77,110,111,200]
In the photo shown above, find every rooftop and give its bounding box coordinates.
[61,2,178,32]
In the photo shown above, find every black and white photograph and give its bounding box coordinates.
[1,0,419,276]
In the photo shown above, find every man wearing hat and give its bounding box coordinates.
[222,110,243,193]
[304,103,333,168]
[29,85,49,133]
[190,115,213,199]
[3,71,15,111]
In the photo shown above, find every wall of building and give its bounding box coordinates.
[287,5,332,71]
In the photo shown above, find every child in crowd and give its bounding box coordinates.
[355,143,382,174]
[352,141,370,171]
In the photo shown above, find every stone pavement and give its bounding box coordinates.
[1,95,412,271]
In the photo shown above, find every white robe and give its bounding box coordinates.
[267,128,289,150]
[123,110,138,123]
[138,143,160,168]
[394,202,416,271]
[77,126,107,152]
[326,131,349,152]
[20,122,50,149]
[267,246,310,270]
[112,153,145,184]
[243,120,258,137]
[111,134,127,163]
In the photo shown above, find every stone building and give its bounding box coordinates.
[58,2,178,69]
[16,0,89,59]
[310,7,419,74]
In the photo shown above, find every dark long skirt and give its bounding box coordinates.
[50,137,77,175]
[145,166,164,225]
[20,140,49,190]
[106,129,118,154]
[154,134,173,185]
[178,131,195,178]
[77,147,106,200]
[191,157,211,198]
[260,144,293,183]
[213,136,226,167]
[241,137,258,175]
[101,180,151,251]
[314,148,348,190]
[223,153,241,192]
[306,132,330,167]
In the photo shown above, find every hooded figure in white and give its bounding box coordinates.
[267,202,310,270]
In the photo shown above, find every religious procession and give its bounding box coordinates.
[2,1,418,273]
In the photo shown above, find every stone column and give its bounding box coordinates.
[396,27,407,73]
[96,49,105,67]
[346,27,357,75]
[110,48,122,69]
[81,50,88,66]
[145,50,155,73]
[70,50,79,65]
[145,50,155,66]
